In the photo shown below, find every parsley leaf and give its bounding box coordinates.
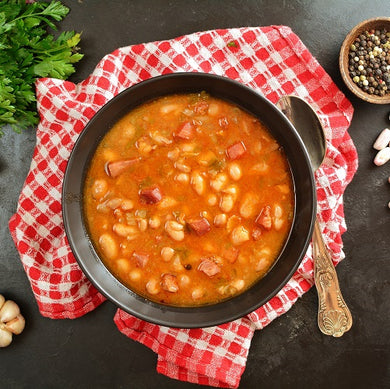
[0,0,83,137]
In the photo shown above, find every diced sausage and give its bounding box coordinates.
[174,121,195,140]
[131,251,149,268]
[139,186,162,204]
[226,141,246,160]
[197,257,221,277]
[105,158,140,178]
[161,274,179,293]
[255,206,272,230]
[193,100,209,114]
[187,217,211,236]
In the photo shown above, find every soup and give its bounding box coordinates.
[83,92,294,306]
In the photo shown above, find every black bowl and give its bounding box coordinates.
[62,73,316,328]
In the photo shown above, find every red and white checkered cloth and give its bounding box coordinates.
[9,26,357,388]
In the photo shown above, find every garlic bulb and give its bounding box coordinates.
[0,294,25,347]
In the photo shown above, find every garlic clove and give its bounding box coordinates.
[0,328,12,348]
[0,300,20,322]
[5,314,25,335]
[0,294,5,310]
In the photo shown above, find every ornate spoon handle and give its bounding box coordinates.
[312,219,352,337]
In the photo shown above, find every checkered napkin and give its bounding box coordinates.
[8,26,357,388]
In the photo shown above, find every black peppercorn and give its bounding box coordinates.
[348,28,390,97]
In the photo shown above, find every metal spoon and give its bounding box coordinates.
[276,95,352,337]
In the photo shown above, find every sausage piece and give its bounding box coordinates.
[187,217,211,236]
[139,186,162,204]
[105,158,140,178]
[198,257,221,277]
[132,251,149,268]
[226,141,246,160]
[255,206,272,230]
[161,274,179,293]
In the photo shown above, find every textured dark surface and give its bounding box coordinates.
[0,1,389,388]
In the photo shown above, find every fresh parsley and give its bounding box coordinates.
[0,0,83,136]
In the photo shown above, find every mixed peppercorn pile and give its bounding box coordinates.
[348,28,390,96]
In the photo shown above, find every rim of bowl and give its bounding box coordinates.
[62,72,316,328]
[339,17,390,104]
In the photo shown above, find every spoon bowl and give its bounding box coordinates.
[276,95,326,171]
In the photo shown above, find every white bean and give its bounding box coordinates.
[374,147,390,166]
[129,269,142,282]
[228,162,242,181]
[179,274,190,287]
[165,221,185,241]
[122,123,136,139]
[146,279,160,295]
[180,143,196,153]
[136,136,153,155]
[149,215,161,229]
[373,128,390,150]
[175,173,190,184]
[249,162,269,175]
[239,192,258,218]
[106,198,122,209]
[161,247,175,262]
[91,179,108,199]
[223,184,238,200]
[158,196,178,209]
[138,219,148,232]
[231,279,245,291]
[192,287,205,300]
[113,224,138,239]
[207,194,217,206]
[191,171,205,195]
[98,233,118,259]
[210,173,227,192]
[175,160,191,173]
[273,204,285,230]
[172,255,185,271]
[121,199,134,211]
[214,213,227,227]
[167,147,180,160]
[208,103,220,116]
[160,103,180,114]
[274,204,283,218]
[274,218,284,230]
[219,194,235,212]
[116,258,130,273]
[231,226,250,245]
[149,130,172,145]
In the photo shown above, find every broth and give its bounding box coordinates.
[83,92,294,306]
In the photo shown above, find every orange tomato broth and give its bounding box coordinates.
[83,92,294,306]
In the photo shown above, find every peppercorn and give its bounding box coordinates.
[347,27,390,97]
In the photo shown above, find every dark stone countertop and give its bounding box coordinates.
[0,1,389,388]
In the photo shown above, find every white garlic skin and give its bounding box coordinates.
[0,328,12,347]
[0,300,20,322]
[0,294,25,347]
